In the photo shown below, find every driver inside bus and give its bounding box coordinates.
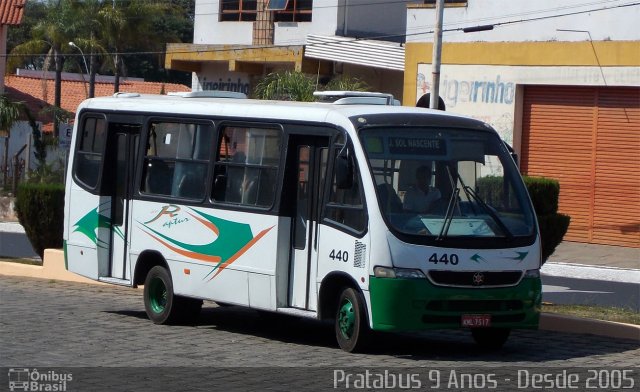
[403,165,441,213]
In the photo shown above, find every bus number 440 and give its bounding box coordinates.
[329,249,349,262]
[429,253,459,265]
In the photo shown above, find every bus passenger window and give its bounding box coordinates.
[212,126,280,208]
[141,121,212,199]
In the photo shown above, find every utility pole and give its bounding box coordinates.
[430,0,445,109]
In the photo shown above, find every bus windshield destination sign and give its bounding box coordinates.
[388,137,446,155]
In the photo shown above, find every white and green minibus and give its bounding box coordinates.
[64,91,541,352]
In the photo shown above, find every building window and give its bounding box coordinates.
[141,121,214,200]
[273,0,312,23]
[220,0,258,22]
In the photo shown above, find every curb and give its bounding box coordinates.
[0,249,105,285]
[1,251,638,342]
[539,313,639,341]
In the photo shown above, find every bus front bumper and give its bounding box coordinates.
[369,276,541,332]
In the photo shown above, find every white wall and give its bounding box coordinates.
[192,63,251,94]
[0,121,68,180]
[274,22,314,45]
[194,0,342,46]
[415,64,640,144]
[193,0,254,45]
[311,0,340,36]
[407,0,640,43]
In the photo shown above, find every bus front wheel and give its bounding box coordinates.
[471,328,511,349]
[335,287,369,352]
[144,265,202,324]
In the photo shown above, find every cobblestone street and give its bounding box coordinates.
[1,276,638,390]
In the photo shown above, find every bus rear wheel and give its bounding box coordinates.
[335,287,369,352]
[471,328,511,349]
[144,265,202,324]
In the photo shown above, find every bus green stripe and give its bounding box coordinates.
[369,276,541,331]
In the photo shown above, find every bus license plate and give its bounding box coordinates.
[461,314,491,327]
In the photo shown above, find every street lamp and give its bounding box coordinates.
[68,42,89,76]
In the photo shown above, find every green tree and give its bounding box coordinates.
[125,0,194,85]
[254,71,370,101]
[9,0,194,86]
[325,75,369,92]
[254,71,316,101]
[67,0,109,98]
[6,1,47,60]
[8,0,75,136]
[99,0,175,92]
[0,95,23,188]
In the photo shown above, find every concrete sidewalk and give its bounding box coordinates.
[547,241,639,270]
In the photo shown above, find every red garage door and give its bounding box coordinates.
[521,86,640,247]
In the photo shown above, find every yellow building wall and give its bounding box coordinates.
[403,41,640,105]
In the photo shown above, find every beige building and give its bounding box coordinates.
[403,1,640,247]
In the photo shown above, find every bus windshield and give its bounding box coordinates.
[360,127,536,245]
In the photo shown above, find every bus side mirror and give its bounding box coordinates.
[503,140,519,168]
[335,152,353,189]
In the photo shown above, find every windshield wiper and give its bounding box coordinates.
[463,184,514,241]
[437,165,460,240]
[437,187,459,240]
[437,164,514,240]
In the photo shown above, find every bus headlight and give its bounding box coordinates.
[374,266,426,279]
[524,269,540,278]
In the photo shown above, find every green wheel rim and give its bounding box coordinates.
[338,298,355,339]
[149,277,168,314]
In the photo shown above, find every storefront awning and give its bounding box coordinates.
[304,34,405,71]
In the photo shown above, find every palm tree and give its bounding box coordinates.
[254,71,369,101]
[8,0,75,137]
[325,75,369,92]
[99,0,171,93]
[0,95,23,187]
[254,71,316,101]
[68,0,111,98]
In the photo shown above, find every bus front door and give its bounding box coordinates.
[97,124,140,282]
[289,137,329,310]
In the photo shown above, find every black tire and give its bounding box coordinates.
[144,265,201,325]
[471,328,511,349]
[335,287,369,352]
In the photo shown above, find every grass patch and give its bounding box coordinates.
[0,257,42,266]
[543,303,640,325]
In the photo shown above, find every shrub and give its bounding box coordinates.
[538,213,571,263]
[523,176,559,215]
[525,176,570,264]
[15,183,64,258]
[476,175,570,264]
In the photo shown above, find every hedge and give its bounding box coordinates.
[523,176,560,215]
[477,175,570,264]
[15,183,65,258]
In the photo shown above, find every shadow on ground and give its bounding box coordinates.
[108,302,639,363]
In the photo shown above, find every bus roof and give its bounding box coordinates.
[76,93,491,131]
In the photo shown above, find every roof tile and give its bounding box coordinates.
[4,74,191,132]
[0,0,26,25]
